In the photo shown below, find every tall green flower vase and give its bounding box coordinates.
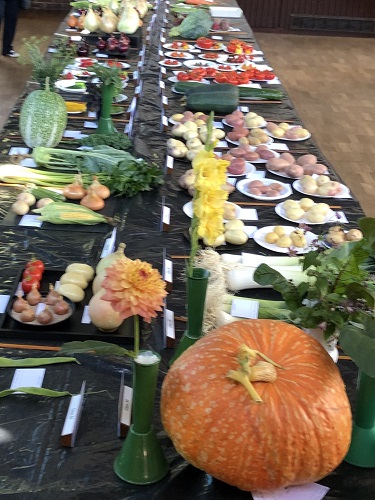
[170,267,210,365]
[97,83,117,134]
[345,371,375,467]
[114,351,169,484]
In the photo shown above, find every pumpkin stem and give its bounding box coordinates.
[239,344,283,369]
[227,369,263,403]
[227,346,281,404]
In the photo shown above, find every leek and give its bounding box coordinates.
[227,267,313,291]
[222,295,292,320]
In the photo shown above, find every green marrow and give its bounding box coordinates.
[174,81,283,101]
[186,84,239,114]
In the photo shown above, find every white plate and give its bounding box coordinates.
[253,226,318,254]
[183,59,217,69]
[159,59,182,68]
[226,136,274,147]
[163,43,194,51]
[183,201,241,222]
[216,55,246,65]
[275,202,336,225]
[198,53,221,61]
[238,63,273,72]
[168,75,210,84]
[292,180,351,199]
[74,57,97,64]
[241,150,280,164]
[114,93,128,103]
[195,43,225,51]
[103,61,130,69]
[227,162,256,177]
[265,128,311,142]
[236,178,292,201]
[62,68,95,77]
[223,118,267,129]
[164,51,194,60]
[55,80,86,93]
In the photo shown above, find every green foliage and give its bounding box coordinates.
[0,387,72,398]
[0,356,78,367]
[91,64,124,97]
[254,220,375,339]
[59,340,135,358]
[19,36,77,87]
[77,133,132,150]
[169,10,212,39]
[340,316,375,377]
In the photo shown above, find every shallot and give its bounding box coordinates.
[13,292,28,313]
[26,283,42,306]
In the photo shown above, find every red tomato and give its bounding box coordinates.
[177,72,190,81]
[196,37,213,50]
[205,67,217,77]
[22,276,41,294]
[23,266,43,281]
[26,259,45,273]
[214,73,228,84]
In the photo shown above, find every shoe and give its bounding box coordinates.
[4,50,20,58]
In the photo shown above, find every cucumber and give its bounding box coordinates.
[238,87,283,101]
[29,186,66,202]
[186,84,239,114]
[174,81,283,101]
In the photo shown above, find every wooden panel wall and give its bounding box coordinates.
[238,0,375,30]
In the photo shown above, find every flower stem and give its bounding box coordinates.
[134,315,140,358]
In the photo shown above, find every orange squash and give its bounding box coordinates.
[161,319,352,492]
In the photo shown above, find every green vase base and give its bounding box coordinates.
[114,425,169,484]
[169,331,199,366]
[345,424,375,467]
[97,117,117,134]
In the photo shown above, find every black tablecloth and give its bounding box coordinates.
[0,1,372,498]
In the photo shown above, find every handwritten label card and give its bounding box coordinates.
[163,256,173,291]
[60,381,86,447]
[252,483,329,500]
[164,308,175,348]
[118,372,133,438]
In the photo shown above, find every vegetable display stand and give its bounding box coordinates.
[170,268,210,365]
[114,351,169,484]
[97,83,117,134]
[345,371,375,467]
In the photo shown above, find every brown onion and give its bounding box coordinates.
[20,306,36,322]
[54,297,70,315]
[37,308,54,325]
[80,187,105,211]
[26,283,42,306]
[45,284,60,306]
[13,292,28,313]
[62,176,86,200]
[89,177,110,200]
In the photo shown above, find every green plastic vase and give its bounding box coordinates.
[170,267,210,365]
[97,83,117,134]
[345,371,375,467]
[114,351,169,484]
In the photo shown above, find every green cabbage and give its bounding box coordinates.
[169,10,212,39]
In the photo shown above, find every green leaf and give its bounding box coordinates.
[0,387,72,398]
[340,323,375,377]
[0,356,79,368]
[346,282,375,308]
[359,217,375,251]
[59,340,135,358]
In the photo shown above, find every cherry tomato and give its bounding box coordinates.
[23,266,43,281]
[205,67,217,78]
[26,259,45,273]
[177,72,190,81]
[22,276,41,294]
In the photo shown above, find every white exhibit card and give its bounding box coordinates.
[231,297,259,319]
[60,381,86,447]
[0,295,10,314]
[243,226,258,237]
[18,215,43,228]
[11,368,46,394]
[238,208,258,221]
[252,483,329,500]
[9,147,29,155]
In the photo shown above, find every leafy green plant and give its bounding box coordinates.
[19,36,77,87]
[90,63,124,97]
[254,217,375,339]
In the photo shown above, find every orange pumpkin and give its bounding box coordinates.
[161,320,352,492]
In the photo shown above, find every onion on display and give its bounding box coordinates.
[26,283,42,306]
[45,284,60,305]
[117,2,140,34]
[83,7,101,32]
[13,292,28,313]
[80,187,105,211]
[62,176,86,200]
[90,176,110,200]
[100,8,118,34]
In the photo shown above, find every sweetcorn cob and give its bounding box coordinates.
[32,202,111,225]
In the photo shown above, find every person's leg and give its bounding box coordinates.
[2,0,19,56]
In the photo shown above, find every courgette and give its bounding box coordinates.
[29,185,66,202]
[175,81,283,101]
[186,84,239,114]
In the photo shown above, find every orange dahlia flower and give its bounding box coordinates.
[101,258,167,323]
